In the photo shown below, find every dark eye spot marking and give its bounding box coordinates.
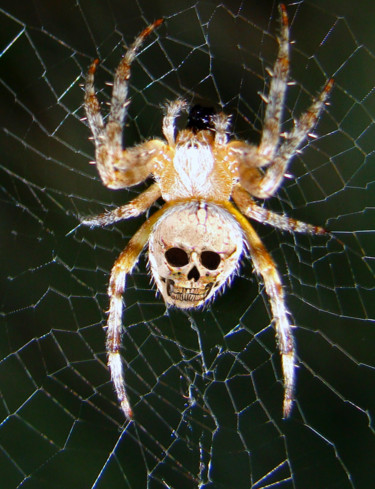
[201,251,221,270]
[165,247,189,267]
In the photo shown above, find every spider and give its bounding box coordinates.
[82,5,333,419]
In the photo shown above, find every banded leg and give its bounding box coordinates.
[84,19,163,189]
[81,183,161,227]
[258,3,289,159]
[237,78,333,199]
[84,18,163,147]
[234,3,333,199]
[108,18,163,139]
[254,78,334,198]
[223,201,295,417]
[225,4,289,174]
[232,185,326,235]
[84,58,105,141]
[106,203,172,418]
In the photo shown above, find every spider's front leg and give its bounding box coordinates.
[229,4,333,199]
[225,3,290,192]
[84,19,163,189]
[258,3,289,161]
[249,77,333,199]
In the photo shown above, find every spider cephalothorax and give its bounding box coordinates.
[83,5,332,419]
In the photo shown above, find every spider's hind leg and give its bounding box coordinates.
[223,200,296,417]
[105,202,172,418]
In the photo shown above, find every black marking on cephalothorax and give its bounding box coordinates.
[187,105,216,133]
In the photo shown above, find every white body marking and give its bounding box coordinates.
[172,142,214,197]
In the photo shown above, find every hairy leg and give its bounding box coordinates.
[254,78,334,198]
[227,3,333,199]
[84,19,164,189]
[82,183,161,227]
[106,202,173,418]
[223,4,289,174]
[234,78,333,199]
[258,3,289,160]
[223,200,295,417]
[107,20,163,141]
[232,185,326,235]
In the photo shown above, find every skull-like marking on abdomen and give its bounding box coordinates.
[148,201,244,309]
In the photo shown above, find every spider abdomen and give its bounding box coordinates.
[148,201,244,309]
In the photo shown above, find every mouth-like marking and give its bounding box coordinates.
[166,279,213,303]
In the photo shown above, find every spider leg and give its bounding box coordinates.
[258,3,289,160]
[253,78,334,198]
[82,182,161,227]
[107,19,163,144]
[234,77,333,199]
[224,4,289,170]
[84,19,163,148]
[85,58,105,141]
[228,3,333,199]
[232,184,326,234]
[84,19,164,189]
[162,99,188,146]
[106,202,173,419]
[223,201,295,417]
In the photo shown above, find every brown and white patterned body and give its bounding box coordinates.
[82,5,332,419]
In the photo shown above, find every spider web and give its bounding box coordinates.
[1,0,374,488]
